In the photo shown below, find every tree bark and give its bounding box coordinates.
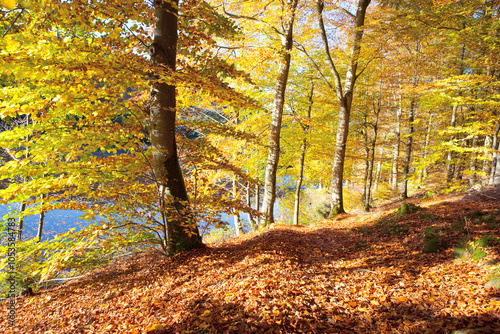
[17,201,26,241]
[469,135,478,186]
[255,183,260,213]
[373,147,384,193]
[233,177,244,235]
[150,0,203,255]
[392,106,402,192]
[446,105,458,182]
[293,82,314,225]
[402,98,416,199]
[490,118,500,186]
[246,182,257,231]
[260,0,299,227]
[364,101,380,211]
[362,113,370,205]
[293,140,307,225]
[420,113,433,183]
[37,197,45,243]
[316,0,372,216]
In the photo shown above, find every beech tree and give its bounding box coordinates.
[315,0,372,215]
[0,0,256,291]
[150,0,204,254]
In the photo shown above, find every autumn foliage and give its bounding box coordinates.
[2,188,500,333]
[0,0,500,332]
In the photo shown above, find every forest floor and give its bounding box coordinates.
[3,187,500,334]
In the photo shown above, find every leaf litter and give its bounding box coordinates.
[2,188,500,333]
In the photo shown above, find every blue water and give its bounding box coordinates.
[0,203,92,242]
[0,204,251,243]
[0,199,279,244]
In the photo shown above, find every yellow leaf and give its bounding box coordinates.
[201,310,211,316]
[0,0,16,10]
[147,323,164,331]
[398,297,409,302]
[272,310,280,317]
[370,300,380,306]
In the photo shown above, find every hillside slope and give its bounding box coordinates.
[3,188,500,334]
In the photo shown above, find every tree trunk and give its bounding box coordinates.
[469,135,478,186]
[362,113,370,205]
[293,82,313,225]
[373,147,384,193]
[364,101,380,212]
[392,106,402,192]
[316,0,372,216]
[36,195,45,243]
[330,101,351,215]
[17,201,26,241]
[490,118,500,186]
[446,105,458,182]
[233,177,244,235]
[402,98,416,199]
[255,183,260,213]
[260,0,299,227]
[293,140,307,225]
[150,0,203,255]
[246,182,257,231]
[483,135,491,180]
[420,113,433,183]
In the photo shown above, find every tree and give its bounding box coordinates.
[259,0,300,226]
[150,0,204,254]
[315,0,372,215]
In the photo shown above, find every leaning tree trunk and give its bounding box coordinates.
[402,98,416,199]
[260,0,299,227]
[150,0,203,255]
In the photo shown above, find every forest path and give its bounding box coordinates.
[4,188,500,333]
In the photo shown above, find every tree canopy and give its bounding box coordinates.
[0,0,499,302]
